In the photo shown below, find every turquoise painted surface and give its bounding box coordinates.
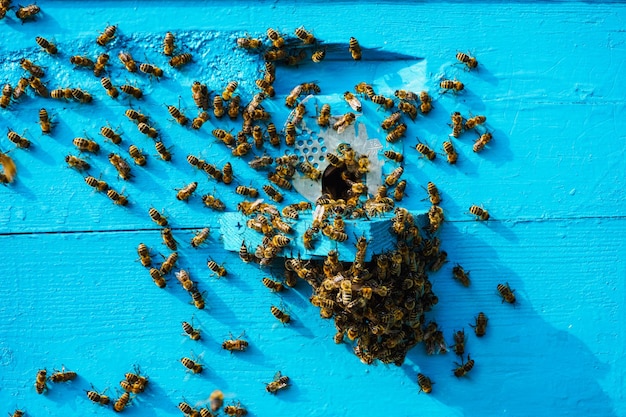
[1,2,625,417]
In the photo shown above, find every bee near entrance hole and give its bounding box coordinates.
[322,164,353,200]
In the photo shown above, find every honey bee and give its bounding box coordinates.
[149,267,166,288]
[135,123,158,140]
[268,172,292,190]
[209,390,224,412]
[72,137,99,153]
[202,194,226,211]
[71,88,92,104]
[65,154,89,171]
[469,204,489,221]
[383,150,403,163]
[235,185,259,198]
[176,181,198,201]
[0,84,11,109]
[415,142,436,160]
[384,166,404,187]
[263,48,288,62]
[284,122,296,146]
[35,369,47,394]
[69,55,94,69]
[207,259,227,278]
[343,91,362,112]
[299,161,322,181]
[178,401,199,416]
[497,282,516,304]
[125,369,148,391]
[395,89,418,101]
[155,141,172,161]
[266,28,284,48]
[118,51,137,72]
[453,355,475,377]
[203,162,223,182]
[473,132,493,152]
[167,103,188,125]
[13,78,29,100]
[149,207,168,226]
[219,162,233,185]
[419,91,432,113]
[398,101,418,120]
[222,332,249,352]
[386,123,407,143]
[394,179,407,201]
[28,77,48,97]
[464,114,486,130]
[176,269,195,291]
[380,111,401,131]
[125,108,148,124]
[425,181,441,204]
[182,320,201,341]
[224,402,247,417]
[107,189,128,206]
[417,373,433,394]
[169,53,192,67]
[190,81,209,110]
[371,94,394,110]
[50,366,77,383]
[128,145,146,166]
[311,48,326,63]
[441,141,458,164]
[212,128,234,146]
[85,176,108,191]
[120,84,143,99]
[20,58,44,78]
[163,31,175,55]
[180,357,203,373]
[35,36,57,54]
[113,392,131,412]
[265,371,289,394]
[332,112,356,133]
[190,289,205,309]
[312,103,331,128]
[285,84,303,108]
[348,36,362,60]
[237,35,262,49]
[226,95,241,120]
[440,79,464,92]
[86,388,110,405]
[137,243,151,267]
[270,305,290,324]
[456,51,478,69]
[94,53,109,77]
[221,81,238,101]
[37,108,52,134]
[96,24,117,46]
[108,153,132,180]
[470,312,488,337]
[428,204,444,233]
[139,62,163,79]
[160,251,178,275]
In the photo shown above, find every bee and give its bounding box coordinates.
[190,289,205,309]
[228,95,241,120]
[209,390,224,412]
[139,63,163,79]
[85,176,108,191]
[69,55,94,69]
[125,108,148,124]
[470,312,488,337]
[86,388,110,405]
[155,141,172,161]
[71,88,92,104]
[37,108,52,134]
[178,402,199,416]
[203,164,222,184]
[182,320,201,340]
[259,184,282,203]
[120,84,143,99]
[109,153,132,180]
[270,305,290,324]
[224,402,247,417]
[333,112,356,133]
[96,24,117,46]
[163,31,175,55]
[383,150,403,163]
[283,122,296,146]
[20,58,45,78]
[456,51,478,69]
[176,181,198,201]
[207,259,227,278]
[107,189,128,206]
[137,243,152,267]
[235,185,259,198]
[176,269,195,291]
[167,103,188,125]
[464,115,486,130]
[415,142,436,160]
[251,125,264,149]
[13,78,29,100]
[220,162,233,185]
[440,79,464,92]
[34,35,57,54]
[149,267,166,288]
[202,194,226,211]
[419,91,432,113]
[380,111,401,131]
[169,53,192,67]
[386,123,407,143]
[425,182,441,204]
[28,77,48,97]
[497,282,516,304]
[65,154,90,171]
[473,132,493,152]
[268,172,292,190]
[453,355,475,377]
[0,84,11,109]
[398,101,418,120]
[385,166,403,187]
[190,81,209,110]
[417,373,433,394]
[35,369,47,394]
[149,207,168,226]
[180,357,203,373]
[160,252,178,275]
[294,26,316,44]
[263,48,288,62]
[428,204,444,233]
[113,392,131,412]
[222,81,238,101]
[314,103,331,127]
[451,329,466,356]
[394,179,407,201]
[371,94,394,110]
[299,161,321,181]
[266,28,284,48]
[254,78,275,98]
[128,145,147,166]
[222,332,249,352]
[343,91,362,112]
[212,128,234,146]
[248,155,272,170]
[94,53,109,77]
[118,51,137,72]
[395,89,418,101]
[138,122,158,139]
[285,84,303,108]
[469,204,489,221]
[265,371,289,394]
[237,35,262,49]
[72,137,98,153]
[311,48,326,63]
[50,366,77,383]
[441,141,458,164]
[348,36,362,60]
[238,240,253,263]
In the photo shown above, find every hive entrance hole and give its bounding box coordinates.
[322,165,360,200]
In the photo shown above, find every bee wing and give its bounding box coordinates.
[313,204,325,223]
[284,94,314,129]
